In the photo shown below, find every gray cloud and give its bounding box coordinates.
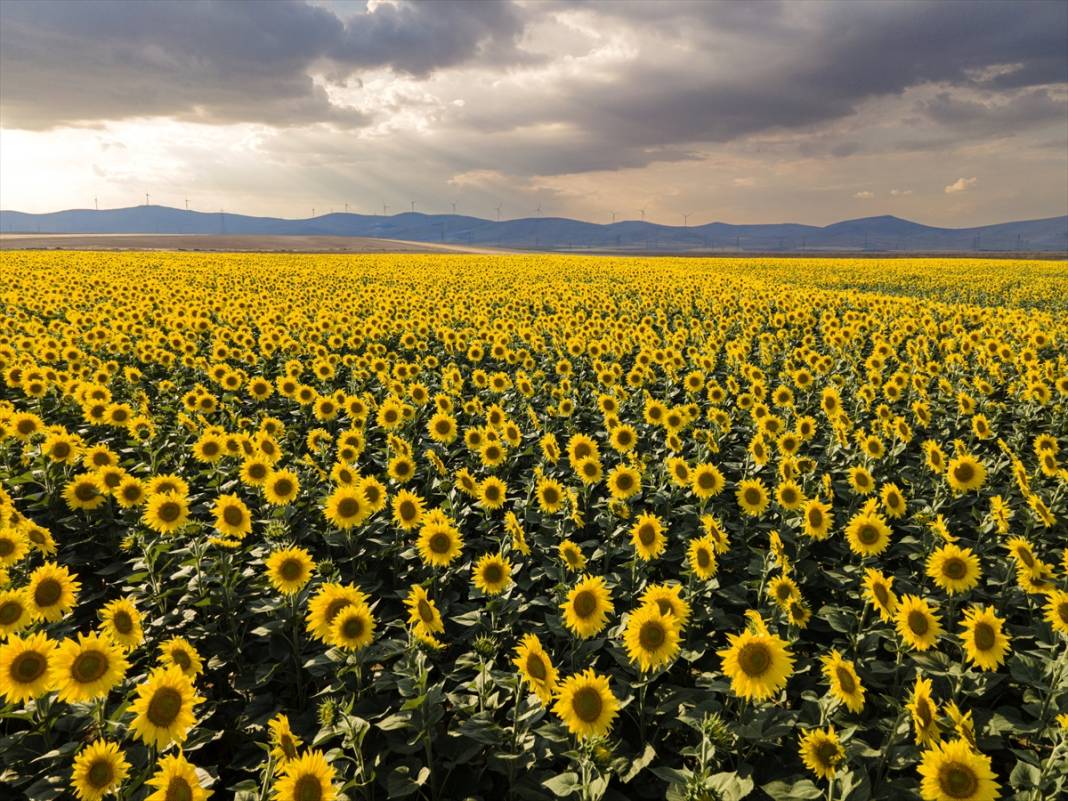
[0,0,528,129]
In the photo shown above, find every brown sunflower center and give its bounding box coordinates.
[146,687,183,727]
[973,622,996,651]
[113,611,133,634]
[571,686,604,723]
[526,653,547,681]
[953,463,975,484]
[858,524,880,545]
[737,642,771,677]
[815,740,840,767]
[170,648,192,671]
[542,487,560,505]
[638,620,666,651]
[697,472,716,490]
[696,549,711,568]
[572,590,598,618]
[341,614,366,640]
[279,559,304,582]
[428,531,453,554]
[942,558,967,580]
[638,524,657,546]
[158,501,182,523]
[1058,602,1068,625]
[249,464,267,480]
[337,498,360,518]
[72,650,109,683]
[908,610,930,636]
[12,651,47,683]
[293,774,323,801]
[873,583,890,606]
[808,508,823,528]
[165,776,194,801]
[938,762,979,799]
[743,488,762,506]
[223,506,245,526]
[75,483,99,502]
[836,666,856,694]
[0,599,23,625]
[398,500,417,521]
[0,538,13,557]
[34,578,62,608]
[482,563,504,584]
[614,473,634,491]
[87,758,114,789]
[273,478,294,497]
[417,599,435,623]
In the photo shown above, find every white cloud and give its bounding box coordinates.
[732,177,756,187]
[853,190,875,199]
[890,188,913,196]
[944,176,977,193]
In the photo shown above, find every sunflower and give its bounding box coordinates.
[553,669,619,740]
[64,473,107,511]
[479,476,507,509]
[917,739,1000,801]
[143,492,190,535]
[558,540,586,572]
[269,712,303,770]
[575,456,603,485]
[416,515,464,568]
[328,603,376,651]
[146,474,190,498]
[391,489,425,530]
[94,598,143,652]
[70,739,130,801]
[358,476,387,513]
[688,536,718,579]
[264,469,301,506]
[27,562,81,621]
[536,477,566,514]
[0,631,56,703]
[847,465,875,495]
[690,462,725,500]
[768,575,800,609]
[265,547,315,595]
[640,583,691,628]
[801,499,834,540]
[561,575,614,638]
[881,482,907,518]
[472,553,512,595]
[405,584,444,645]
[114,476,146,509]
[271,750,337,801]
[927,543,981,595]
[959,605,1011,671]
[946,455,986,493]
[1045,589,1068,634]
[323,485,370,529]
[736,478,769,517]
[144,752,211,801]
[50,632,129,702]
[896,595,942,651]
[159,636,204,676]
[212,493,252,539]
[128,665,205,748]
[717,620,794,701]
[0,588,31,637]
[776,480,805,510]
[514,633,558,705]
[0,526,28,567]
[798,726,844,780]
[862,568,898,622]
[609,423,638,453]
[241,457,272,487]
[306,584,368,642]
[427,411,458,444]
[845,512,891,557]
[606,464,641,500]
[623,604,680,672]
[821,650,865,713]
[630,512,666,560]
[909,675,941,746]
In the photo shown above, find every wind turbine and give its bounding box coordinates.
[344,202,349,213]
[610,211,616,223]
[94,196,98,211]
[536,204,542,216]
[184,198,189,211]
[495,205,502,222]
[382,203,389,216]
[145,193,150,206]
[638,208,646,221]
[451,202,457,214]
[683,213,691,227]
[410,200,416,213]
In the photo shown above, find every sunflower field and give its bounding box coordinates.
[0,251,1066,801]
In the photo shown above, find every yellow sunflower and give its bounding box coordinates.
[391,489,425,530]
[908,675,941,746]
[736,478,769,517]
[479,476,508,510]
[328,603,376,651]
[271,750,337,801]
[265,547,316,595]
[776,480,806,510]
[27,562,81,621]
[798,726,844,780]
[552,669,619,740]
[1045,589,1068,634]
[514,633,558,705]
[558,540,587,572]
[306,584,368,642]
[717,617,794,701]
[630,512,666,561]
[323,485,370,529]
[0,588,31,637]
[946,455,986,493]
[927,543,981,595]
[0,526,28,567]
[560,575,614,638]
[269,712,302,771]
[862,567,898,622]
[917,739,1000,801]
[50,632,129,702]
[71,739,130,801]
[688,535,719,580]
[64,473,108,511]
[845,512,892,557]
[159,636,204,677]
[145,752,212,801]
[690,462,725,500]
[98,598,144,651]
[128,665,205,748]
[472,553,512,595]
[896,595,942,652]
[640,583,691,628]
[416,517,463,568]
[405,584,444,645]
[801,499,834,540]
[623,604,680,672]
[821,649,865,713]
[212,493,252,539]
[606,464,642,500]
[143,492,190,535]
[536,477,566,514]
[0,631,56,703]
[959,605,1011,671]
[264,469,301,506]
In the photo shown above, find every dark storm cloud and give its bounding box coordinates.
[0,0,527,129]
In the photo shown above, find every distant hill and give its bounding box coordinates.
[1,206,1065,253]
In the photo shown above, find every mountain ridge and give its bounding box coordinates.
[2,206,1065,252]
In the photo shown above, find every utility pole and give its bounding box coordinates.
[344,202,349,213]
[451,202,457,214]
[495,205,501,222]
[184,198,189,210]
[145,193,150,206]
[382,203,389,216]
[610,211,616,224]
[94,196,98,211]
[410,201,415,213]
[683,213,690,227]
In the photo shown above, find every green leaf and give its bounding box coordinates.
[543,772,581,797]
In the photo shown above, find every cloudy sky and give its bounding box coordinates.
[1,0,1066,226]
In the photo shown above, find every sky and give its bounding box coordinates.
[1,0,1066,227]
